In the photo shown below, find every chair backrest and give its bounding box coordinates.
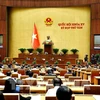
[0,75,6,78]
[46,95,75,100]
[48,79,53,84]
[11,74,18,78]
[69,76,81,82]
[33,74,38,78]
[81,69,86,71]
[74,80,90,86]
[31,69,40,75]
[60,69,67,76]
[20,75,29,79]
[22,79,37,86]
[0,79,6,85]
[86,69,91,72]
[18,85,30,93]
[91,70,100,84]
[3,69,11,75]
[64,74,72,78]
[84,85,100,94]
[44,76,56,81]
[3,93,19,100]
[18,69,25,75]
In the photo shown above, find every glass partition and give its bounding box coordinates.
[0,35,3,48]
[94,35,100,49]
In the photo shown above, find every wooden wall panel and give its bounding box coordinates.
[3,34,7,50]
[0,0,100,61]
[0,6,1,20]
[12,0,91,7]
[90,0,100,3]
[91,3,100,55]
[90,34,94,49]
[0,49,4,61]
[5,0,14,7]
[91,3,100,19]
[0,0,95,7]
[91,20,100,34]
[0,1,2,5]
[0,34,7,60]
[91,49,100,55]
[0,6,6,20]
[90,33,100,55]
[0,48,7,61]
[13,0,22,7]
[0,0,100,7]
[0,21,6,34]
[0,6,7,60]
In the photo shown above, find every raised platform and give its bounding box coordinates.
[13,53,79,66]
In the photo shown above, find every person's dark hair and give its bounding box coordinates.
[52,77,62,86]
[14,68,18,72]
[68,69,71,73]
[6,71,11,76]
[20,95,31,100]
[3,78,16,93]
[47,69,53,74]
[28,71,33,77]
[0,91,4,100]
[56,86,72,100]
[26,70,30,75]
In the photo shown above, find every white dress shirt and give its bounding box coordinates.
[46,86,60,96]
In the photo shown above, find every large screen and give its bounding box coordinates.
[0,35,3,48]
[94,35,100,49]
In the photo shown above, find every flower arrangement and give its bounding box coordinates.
[45,61,49,64]
[2,59,6,64]
[70,49,79,54]
[66,61,71,65]
[22,60,27,64]
[77,61,81,65]
[88,62,92,65]
[54,60,59,65]
[27,48,34,53]
[19,48,26,53]
[32,61,36,65]
[12,60,16,64]
[53,48,59,54]
[36,48,43,54]
[61,49,68,54]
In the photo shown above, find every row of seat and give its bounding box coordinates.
[1,84,100,94]
[1,68,69,76]
[0,79,37,86]
[3,93,75,100]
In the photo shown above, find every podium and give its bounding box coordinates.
[44,44,52,54]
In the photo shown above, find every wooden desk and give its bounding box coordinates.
[30,85,84,94]
[21,94,95,100]
[83,72,91,80]
[80,71,85,79]
[75,94,94,100]
[64,82,74,86]
[76,70,80,76]
[69,86,84,94]
[94,76,100,85]
[30,86,46,93]
[0,85,83,94]
[4,93,19,100]
[37,81,48,86]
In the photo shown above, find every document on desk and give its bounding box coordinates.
[93,95,100,100]
[30,94,41,100]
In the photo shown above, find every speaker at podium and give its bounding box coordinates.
[42,36,54,54]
